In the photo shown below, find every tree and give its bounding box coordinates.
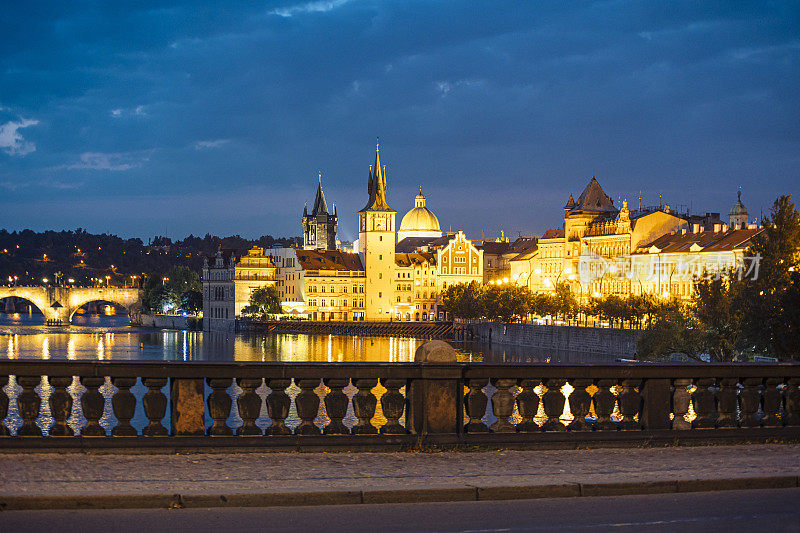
[692,270,744,361]
[180,290,203,314]
[553,282,577,319]
[482,284,531,323]
[241,285,282,316]
[636,305,704,361]
[442,281,485,320]
[738,195,800,359]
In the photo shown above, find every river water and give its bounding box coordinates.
[0,312,615,363]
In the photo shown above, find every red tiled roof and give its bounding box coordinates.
[295,250,364,271]
[395,252,436,267]
[540,228,565,240]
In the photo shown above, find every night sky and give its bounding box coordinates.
[2,1,798,242]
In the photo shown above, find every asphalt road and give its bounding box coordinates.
[2,488,799,533]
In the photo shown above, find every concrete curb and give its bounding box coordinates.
[1,476,797,511]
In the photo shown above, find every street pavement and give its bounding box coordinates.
[2,488,799,532]
[1,444,798,497]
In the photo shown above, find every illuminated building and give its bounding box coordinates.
[233,246,276,316]
[358,142,397,321]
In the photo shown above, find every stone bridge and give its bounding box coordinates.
[0,286,142,325]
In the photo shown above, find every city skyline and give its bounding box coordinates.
[2,1,799,240]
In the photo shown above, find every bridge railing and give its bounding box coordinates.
[0,361,798,449]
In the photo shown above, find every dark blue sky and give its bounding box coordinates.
[2,1,798,242]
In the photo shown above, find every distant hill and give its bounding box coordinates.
[0,228,300,287]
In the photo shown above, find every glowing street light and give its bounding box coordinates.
[42,278,49,284]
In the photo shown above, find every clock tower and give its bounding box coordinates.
[358,141,396,321]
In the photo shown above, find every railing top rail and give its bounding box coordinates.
[0,360,798,380]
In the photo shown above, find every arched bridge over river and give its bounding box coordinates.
[0,286,142,325]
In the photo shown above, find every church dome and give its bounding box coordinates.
[398,189,442,242]
[400,189,441,233]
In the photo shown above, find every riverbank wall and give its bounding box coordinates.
[462,321,639,358]
[241,319,454,339]
[138,314,200,330]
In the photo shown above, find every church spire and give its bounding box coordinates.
[310,172,329,216]
[360,138,393,212]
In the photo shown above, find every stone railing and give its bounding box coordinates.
[0,361,798,450]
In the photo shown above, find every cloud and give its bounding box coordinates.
[110,105,148,118]
[195,139,230,150]
[0,118,39,156]
[66,151,146,171]
[269,0,352,18]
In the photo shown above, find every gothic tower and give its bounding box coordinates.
[358,141,396,321]
[302,173,338,250]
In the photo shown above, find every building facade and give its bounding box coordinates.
[233,246,276,316]
[202,249,235,332]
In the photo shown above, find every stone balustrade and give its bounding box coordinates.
[0,361,798,449]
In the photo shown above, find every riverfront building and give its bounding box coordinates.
[509,179,762,301]
[233,246,276,316]
[202,248,236,332]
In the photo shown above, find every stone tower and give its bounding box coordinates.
[302,173,338,250]
[729,189,749,229]
[358,141,396,321]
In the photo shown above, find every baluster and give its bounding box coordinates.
[294,379,322,435]
[323,378,350,434]
[490,378,516,433]
[672,378,692,430]
[110,378,137,436]
[715,378,739,428]
[617,379,642,430]
[380,378,406,434]
[80,376,105,436]
[17,376,43,436]
[761,378,783,427]
[352,378,378,434]
[739,378,761,428]
[593,379,617,431]
[515,379,540,432]
[0,376,8,436]
[784,378,800,427]
[464,379,490,433]
[567,379,592,431]
[48,376,74,436]
[690,378,716,429]
[142,378,168,436]
[265,378,292,435]
[206,378,232,436]
[236,378,263,436]
[541,379,566,431]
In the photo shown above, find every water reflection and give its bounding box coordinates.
[1,312,618,363]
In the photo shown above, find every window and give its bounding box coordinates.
[378,292,382,298]
[379,254,382,260]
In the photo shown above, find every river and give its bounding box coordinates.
[0,312,616,363]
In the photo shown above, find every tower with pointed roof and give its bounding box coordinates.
[358,140,396,321]
[302,172,338,251]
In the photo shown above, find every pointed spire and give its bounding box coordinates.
[303,201,308,216]
[310,173,329,216]
[360,138,393,212]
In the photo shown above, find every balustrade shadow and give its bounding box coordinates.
[1,361,799,448]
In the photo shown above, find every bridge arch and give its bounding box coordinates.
[0,288,50,318]
[67,289,142,322]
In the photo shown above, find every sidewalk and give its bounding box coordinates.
[1,444,799,510]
